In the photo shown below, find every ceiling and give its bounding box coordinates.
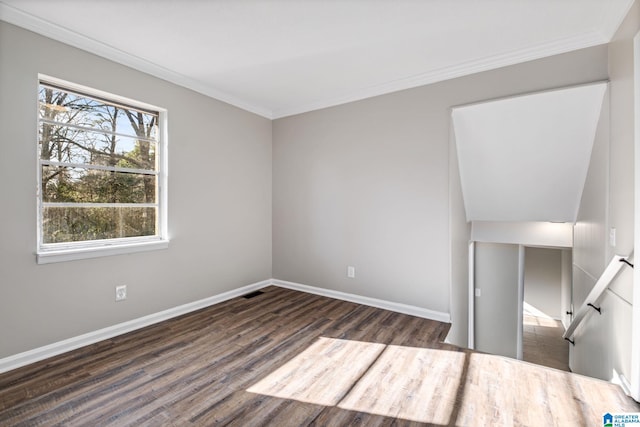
[0,1,628,225]
[452,82,608,223]
[0,0,633,119]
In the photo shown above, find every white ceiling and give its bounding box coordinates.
[0,0,633,118]
[452,82,608,223]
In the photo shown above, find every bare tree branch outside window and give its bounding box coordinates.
[38,83,159,244]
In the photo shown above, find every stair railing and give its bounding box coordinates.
[563,253,633,344]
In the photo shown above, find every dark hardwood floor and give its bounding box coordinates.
[0,286,638,426]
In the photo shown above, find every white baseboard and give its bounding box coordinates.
[271,279,451,323]
[1,278,451,374]
[0,279,271,374]
[612,368,633,397]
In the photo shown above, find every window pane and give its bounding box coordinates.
[37,80,164,253]
[42,206,157,243]
[38,86,158,139]
[39,123,156,170]
[42,166,156,204]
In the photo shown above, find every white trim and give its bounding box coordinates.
[0,4,273,119]
[41,118,157,145]
[0,3,623,120]
[468,241,475,349]
[41,160,158,176]
[516,245,525,360]
[36,239,170,264]
[272,33,609,118]
[42,203,159,211]
[612,368,634,397]
[271,279,451,323]
[39,73,166,113]
[0,279,271,374]
[158,108,169,243]
[36,75,169,263]
[0,278,452,374]
[42,203,158,209]
[0,278,457,374]
[631,29,640,403]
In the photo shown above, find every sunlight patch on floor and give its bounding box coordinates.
[247,337,465,424]
[524,315,560,328]
[247,337,385,406]
[455,352,586,426]
[523,301,559,327]
[337,345,465,424]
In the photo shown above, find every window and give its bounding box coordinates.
[36,77,168,263]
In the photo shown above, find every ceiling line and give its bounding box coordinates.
[0,2,624,120]
[272,32,608,118]
[0,2,274,119]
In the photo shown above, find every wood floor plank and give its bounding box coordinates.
[0,285,637,426]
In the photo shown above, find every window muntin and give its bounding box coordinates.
[37,79,166,256]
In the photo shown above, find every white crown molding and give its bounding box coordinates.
[0,279,271,374]
[271,278,451,323]
[0,2,274,119]
[272,31,609,118]
[1,1,627,120]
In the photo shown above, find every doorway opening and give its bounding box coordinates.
[521,246,571,371]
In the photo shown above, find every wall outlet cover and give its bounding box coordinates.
[115,285,127,301]
[347,266,356,278]
[609,227,616,247]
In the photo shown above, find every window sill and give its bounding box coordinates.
[36,239,169,264]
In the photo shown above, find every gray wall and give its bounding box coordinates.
[570,1,638,381]
[572,88,609,311]
[474,243,520,358]
[560,249,573,329]
[0,22,273,358]
[447,124,471,346]
[273,45,608,321]
[524,248,562,319]
[471,221,572,248]
[0,12,621,362]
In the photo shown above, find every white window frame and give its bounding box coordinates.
[36,75,169,264]
[631,29,640,402]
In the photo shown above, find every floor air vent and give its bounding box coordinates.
[243,290,264,299]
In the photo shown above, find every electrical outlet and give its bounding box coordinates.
[115,285,127,301]
[347,266,355,278]
[610,227,616,247]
